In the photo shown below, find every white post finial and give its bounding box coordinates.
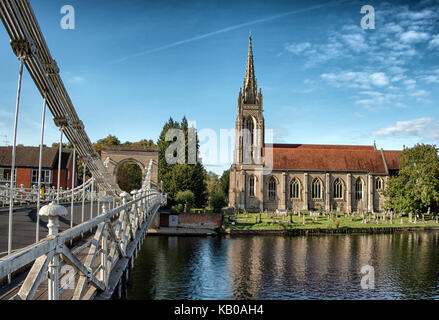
[39,201,68,236]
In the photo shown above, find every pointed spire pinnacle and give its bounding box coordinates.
[243,35,257,104]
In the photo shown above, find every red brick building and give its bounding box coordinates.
[0,146,77,189]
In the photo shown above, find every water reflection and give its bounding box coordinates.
[127,231,439,300]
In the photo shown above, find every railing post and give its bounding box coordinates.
[100,196,111,287]
[90,178,94,219]
[97,186,101,216]
[131,190,138,230]
[39,202,68,300]
[81,166,86,224]
[119,191,130,247]
[70,148,76,228]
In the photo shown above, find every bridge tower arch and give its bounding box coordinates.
[101,146,159,189]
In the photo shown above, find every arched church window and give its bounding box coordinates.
[290,178,300,199]
[355,178,363,200]
[312,178,322,199]
[249,175,255,197]
[375,177,383,191]
[333,178,343,199]
[246,117,254,146]
[268,177,276,201]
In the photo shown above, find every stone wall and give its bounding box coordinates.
[159,213,223,230]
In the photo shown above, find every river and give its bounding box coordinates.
[127,231,439,300]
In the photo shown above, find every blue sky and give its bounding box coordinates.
[0,0,438,175]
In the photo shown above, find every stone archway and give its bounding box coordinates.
[101,146,159,189]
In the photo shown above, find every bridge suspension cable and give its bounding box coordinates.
[0,0,122,197]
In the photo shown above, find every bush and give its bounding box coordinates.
[335,219,340,229]
[171,204,184,214]
[210,192,227,213]
[175,190,195,212]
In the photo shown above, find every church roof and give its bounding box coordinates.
[262,144,400,174]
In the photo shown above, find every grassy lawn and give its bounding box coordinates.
[224,211,439,230]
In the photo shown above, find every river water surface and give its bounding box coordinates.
[127,231,439,299]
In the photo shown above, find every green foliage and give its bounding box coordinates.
[219,169,230,200]
[123,139,156,147]
[94,134,121,155]
[171,203,184,214]
[51,142,72,149]
[116,162,142,192]
[205,171,220,197]
[157,117,208,207]
[175,190,195,212]
[210,192,227,213]
[384,144,439,214]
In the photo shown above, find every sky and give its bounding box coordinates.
[0,0,438,175]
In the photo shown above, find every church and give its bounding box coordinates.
[228,36,401,213]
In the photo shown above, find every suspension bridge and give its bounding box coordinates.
[0,0,167,300]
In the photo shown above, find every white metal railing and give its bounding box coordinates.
[0,0,169,298]
[0,187,167,300]
[0,178,94,207]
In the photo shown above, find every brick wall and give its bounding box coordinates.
[16,167,31,188]
[53,169,69,189]
[178,213,223,230]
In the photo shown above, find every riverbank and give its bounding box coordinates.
[223,225,439,235]
[148,227,217,236]
[221,211,439,236]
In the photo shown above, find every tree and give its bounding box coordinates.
[384,144,439,214]
[94,134,120,155]
[205,171,220,198]
[123,139,156,147]
[157,117,180,181]
[157,116,207,207]
[175,190,195,212]
[210,192,227,213]
[117,162,142,192]
[51,142,72,149]
[219,169,230,200]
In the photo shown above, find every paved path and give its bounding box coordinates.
[0,202,99,258]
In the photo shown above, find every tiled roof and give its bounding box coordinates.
[383,150,400,171]
[0,146,72,169]
[272,144,375,151]
[262,144,400,174]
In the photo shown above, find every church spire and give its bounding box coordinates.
[243,35,258,104]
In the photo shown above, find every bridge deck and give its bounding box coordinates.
[0,234,100,300]
[0,202,159,300]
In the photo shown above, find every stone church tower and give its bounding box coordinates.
[228,36,401,214]
[229,36,265,210]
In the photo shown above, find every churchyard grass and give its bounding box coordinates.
[224,211,439,230]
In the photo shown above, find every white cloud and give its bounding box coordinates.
[397,9,435,20]
[372,117,439,139]
[403,79,416,89]
[370,72,389,86]
[409,89,429,97]
[428,34,439,49]
[395,102,408,108]
[420,75,439,83]
[341,33,368,53]
[400,30,430,43]
[285,42,311,54]
[321,71,389,89]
